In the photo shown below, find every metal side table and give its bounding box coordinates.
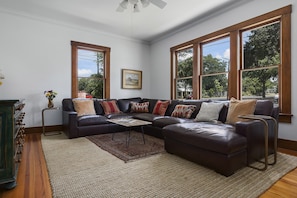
[42,107,62,136]
[238,114,278,171]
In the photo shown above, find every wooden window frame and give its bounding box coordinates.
[71,41,110,99]
[170,5,292,123]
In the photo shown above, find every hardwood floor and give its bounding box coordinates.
[0,133,297,198]
[0,133,51,198]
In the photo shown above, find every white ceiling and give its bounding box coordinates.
[0,0,251,43]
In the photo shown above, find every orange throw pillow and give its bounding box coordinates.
[72,99,96,116]
[152,100,170,116]
[226,97,257,124]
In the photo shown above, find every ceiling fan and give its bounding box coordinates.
[116,0,167,12]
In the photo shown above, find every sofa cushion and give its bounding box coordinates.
[62,98,75,111]
[226,98,257,124]
[163,122,246,155]
[195,102,224,122]
[133,113,164,122]
[72,99,96,116]
[153,117,193,128]
[117,97,142,113]
[171,104,196,118]
[254,100,273,116]
[93,99,105,115]
[178,100,207,119]
[101,100,121,115]
[152,100,170,116]
[130,102,149,113]
[77,115,109,126]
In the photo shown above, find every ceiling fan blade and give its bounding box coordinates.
[149,0,167,9]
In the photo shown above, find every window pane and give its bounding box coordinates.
[242,22,280,105]
[243,22,280,69]
[201,74,228,100]
[241,68,278,103]
[78,49,104,98]
[202,37,230,75]
[176,78,192,99]
[177,48,193,78]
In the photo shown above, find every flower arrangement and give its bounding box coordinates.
[44,90,57,101]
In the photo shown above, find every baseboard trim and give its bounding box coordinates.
[25,125,63,134]
[278,139,297,151]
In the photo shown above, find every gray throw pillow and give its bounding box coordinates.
[195,102,224,122]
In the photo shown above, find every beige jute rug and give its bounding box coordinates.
[41,133,297,198]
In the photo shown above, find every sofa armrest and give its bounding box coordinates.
[63,111,78,138]
[235,116,277,166]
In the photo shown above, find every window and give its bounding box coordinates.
[176,47,193,99]
[71,41,110,99]
[201,37,229,100]
[171,5,292,122]
[241,22,280,104]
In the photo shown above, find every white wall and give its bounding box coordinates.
[150,0,297,141]
[0,11,151,127]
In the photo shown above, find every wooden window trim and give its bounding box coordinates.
[170,5,292,123]
[71,41,110,99]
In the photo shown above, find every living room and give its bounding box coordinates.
[0,0,296,197]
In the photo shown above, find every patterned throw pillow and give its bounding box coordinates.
[152,100,170,116]
[171,105,196,119]
[100,100,121,115]
[194,102,224,122]
[226,97,257,124]
[130,102,149,113]
[72,99,96,117]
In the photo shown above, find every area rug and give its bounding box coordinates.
[41,133,297,198]
[86,131,165,162]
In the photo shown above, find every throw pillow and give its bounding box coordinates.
[72,99,96,117]
[171,105,196,119]
[152,100,170,116]
[194,102,224,122]
[100,100,121,115]
[226,97,257,124]
[130,102,149,113]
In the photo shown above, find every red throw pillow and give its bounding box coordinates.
[100,100,121,115]
[152,100,170,116]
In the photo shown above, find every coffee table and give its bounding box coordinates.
[108,118,152,147]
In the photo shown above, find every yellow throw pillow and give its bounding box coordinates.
[72,99,96,116]
[226,97,257,124]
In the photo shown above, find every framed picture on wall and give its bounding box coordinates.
[122,69,142,89]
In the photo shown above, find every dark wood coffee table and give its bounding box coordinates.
[108,118,152,147]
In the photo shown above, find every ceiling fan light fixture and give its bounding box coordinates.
[120,0,128,9]
[140,0,150,8]
[129,0,138,4]
[133,3,140,12]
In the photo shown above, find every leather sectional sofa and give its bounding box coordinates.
[62,97,279,176]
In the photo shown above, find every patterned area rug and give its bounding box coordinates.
[86,131,165,162]
[41,133,297,198]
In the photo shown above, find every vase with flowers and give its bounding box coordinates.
[44,90,57,108]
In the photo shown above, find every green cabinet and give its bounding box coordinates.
[0,100,25,189]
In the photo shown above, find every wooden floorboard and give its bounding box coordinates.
[0,133,52,198]
[0,133,297,198]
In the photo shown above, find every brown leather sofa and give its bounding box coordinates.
[62,97,278,176]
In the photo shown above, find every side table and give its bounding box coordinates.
[238,114,278,171]
[42,107,62,136]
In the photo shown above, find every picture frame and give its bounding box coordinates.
[122,69,142,89]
